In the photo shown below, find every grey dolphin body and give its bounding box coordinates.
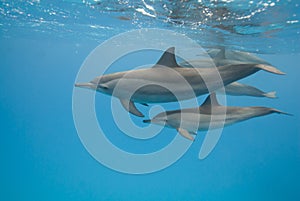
[143,93,290,141]
[218,82,276,98]
[180,48,271,68]
[75,47,284,117]
[207,48,272,66]
[181,48,277,98]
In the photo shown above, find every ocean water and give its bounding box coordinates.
[1,0,300,200]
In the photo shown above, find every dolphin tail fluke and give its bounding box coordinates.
[176,128,195,141]
[270,108,293,116]
[263,91,277,98]
[255,64,286,75]
[120,99,144,117]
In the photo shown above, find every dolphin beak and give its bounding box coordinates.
[143,119,151,123]
[75,82,97,90]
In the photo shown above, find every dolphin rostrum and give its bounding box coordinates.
[143,93,290,141]
[180,48,277,98]
[75,47,285,117]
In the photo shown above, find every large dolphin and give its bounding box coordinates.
[75,47,284,117]
[143,93,290,141]
[180,48,277,98]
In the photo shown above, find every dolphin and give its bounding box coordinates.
[180,48,277,98]
[207,48,272,66]
[180,48,271,68]
[216,82,276,98]
[75,47,285,117]
[143,93,290,141]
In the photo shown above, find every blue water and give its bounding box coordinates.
[1,0,300,200]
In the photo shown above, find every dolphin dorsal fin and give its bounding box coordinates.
[201,93,220,108]
[214,47,226,60]
[154,47,180,68]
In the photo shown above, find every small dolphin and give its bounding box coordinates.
[180,48,277,98]
[75,47,284,117]
[217,82,276,98]
[207,48,272,66]
[180,48,271,68]
[200,47,272,66]
[143,93,290,141]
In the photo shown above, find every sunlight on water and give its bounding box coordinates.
[0,0,299,53]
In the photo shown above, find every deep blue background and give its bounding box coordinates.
[0,35,299,201]
[1,0,300,199]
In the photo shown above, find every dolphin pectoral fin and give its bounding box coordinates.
[120,99,144,117]
[176,128,195,141]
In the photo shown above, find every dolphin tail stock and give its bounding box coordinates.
[255,64,285,75]
[263,91,277,99]
[119,99,145,117]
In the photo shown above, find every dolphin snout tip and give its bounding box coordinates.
[74,82,95,89]
[75,82,88,87]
